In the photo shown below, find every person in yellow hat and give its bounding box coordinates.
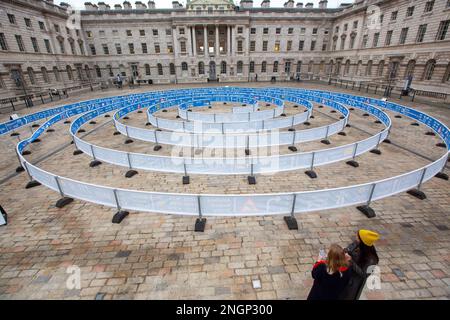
[340,229,380,300]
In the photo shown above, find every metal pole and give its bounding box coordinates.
[90,144,96,160]
[197,195,202,219]
[23,161,33,181]
[184,162,188,176]
[54,176,65,197]
[352,143,358,160]
[291,194,297,217]
[325,126,329,139]
[153,130,158,144]
[417,168,427,190]
[113,189,121,211]
[310,152,315,171]
[366,183,376,206]
[292,130,296,145]
[126,152,132,169]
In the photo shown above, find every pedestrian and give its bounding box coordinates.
[307,244,352,300]
[340,229,380,300]
[116,74,123,89]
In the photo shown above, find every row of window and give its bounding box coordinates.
[338,59,447,82]
[86,28,173,38]
[0,33,85,55]
[333,19,449,51]
[6,12,81,37]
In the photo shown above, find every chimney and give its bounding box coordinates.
[240,0,254,8]
[84,2,94,10]
[59,2,70,9]
[148,1,156,8]
[98,2,107,10]
[319,0,327,9]
[305,2,313,8]
[172,1,181,8]
[296,2,303,8]
[123,1,132,9]
[135,1,147,9]
[284,0,294,8]
[261,0,270,8]
[115,4,122,9]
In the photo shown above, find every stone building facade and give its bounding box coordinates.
[1,0,450,97]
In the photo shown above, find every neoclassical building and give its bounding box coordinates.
[1,0,450,98]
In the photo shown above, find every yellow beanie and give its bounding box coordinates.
[358,229,380,246]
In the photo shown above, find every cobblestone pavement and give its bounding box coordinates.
[0,82,449,300]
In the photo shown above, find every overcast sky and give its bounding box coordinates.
[64,0,343,10]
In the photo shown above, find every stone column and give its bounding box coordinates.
[192,26,197,56]
[227,25,231,56]
[203,25,208,56]
[231,26,236,56]
[187,25,192,57]
[215,25,220,55]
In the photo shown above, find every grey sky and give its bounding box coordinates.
[64,0,344,10]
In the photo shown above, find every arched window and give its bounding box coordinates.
[237,61,243,74]
[220,61,226,74]
[157,63,163,75]
[198,62,205,75]
[169,63,175,75]
[404,60,416,79]
[145,64,151,76]
[95,65,101,78]
[366,60,373,76]
[181,62,188,71]
[261,61,267,73]
[422,59,435,80]
[377,60,384,76]
[443,62,450,83]
[296,61,302,73]
[356,60,362,75]
[107,65,113,77]
[344,60,350,75]
[41,67,49,83]
[84,65,91,79]
[319,61,325,73]
[53,66,60,81]
[273,61,278,73]
[27,67,35,84]
[308,61,313,73]
[66,65,73,80]
[249,61,255,73]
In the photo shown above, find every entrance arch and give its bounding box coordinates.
[209,61,216,81]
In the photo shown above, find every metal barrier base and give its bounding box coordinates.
[245,149,250,156]
[56,197,74,208]
[16,166,25,173]
[338,132,347,136]
[435,172,449,180]
[153,145,162,151]
[113,131,121,135]
[89,160,102,167]
[370,149,382,155]
[248,176,256,185]
[357,205,376,218]
[426,131,436,136]
[31,139,41,143]
[407,189,427,200]
[195,218,206,232]
[383,139,391,144]
[284,216,298,230]
[182,176,190,185]
[25,180,41,189]
[46,129,55,133]
[112,210,129,224]
[305,170,317,179]
[22,150,31,156]
[288,146,298,152]
[73,149,83,155]
[321,139,331,145]
[124,139,134,144]
[304,121,311,126]
[436,143,446,148]
[346,160,359,168]
[125,170,138,178]
[10,132,19,137]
